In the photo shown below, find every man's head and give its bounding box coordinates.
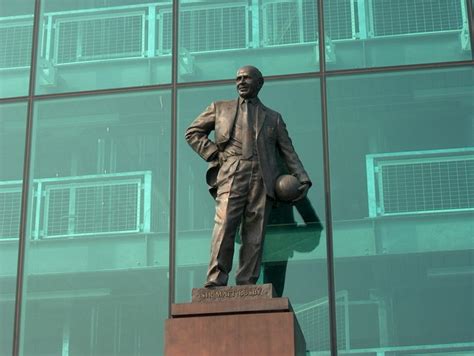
[236,65,264,99]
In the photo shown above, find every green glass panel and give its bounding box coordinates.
[177,0,320,82]
[34,0,172,95]
[0,102,27,356]
[177,78,332,353]
[0,1,35,98]
[328,67,474,353]
[21,91,170,355]
[324,0,472,70]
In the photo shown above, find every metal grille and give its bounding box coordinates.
[159,11,172,54]
[0,22,33,68]
[264,0,354,46]
[302,0,318,42]
[45,188,71,236]
[263,2,300,45]
[0,188,22,239]
[45,181,140,237]
[294,293,349,351]
[367,149,474,217]
[324,0,353,40]
[381,159,474,215]
[178,5,247,53]
[372,0,463,36]
[74,183,138,234]
[56,13,144,64]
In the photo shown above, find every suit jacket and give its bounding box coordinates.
[185,99,311,199]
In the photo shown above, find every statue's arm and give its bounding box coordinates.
[275,115,312,186]
[185,102,219,162]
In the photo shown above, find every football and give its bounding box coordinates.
[275,174,301,202]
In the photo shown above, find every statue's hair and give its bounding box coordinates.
[238,65,264,84]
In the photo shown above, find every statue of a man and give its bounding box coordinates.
[185,65,311,287]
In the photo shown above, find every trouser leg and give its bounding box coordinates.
[236,162,272,285]
[206,159,248,286]
[206,192,246,286]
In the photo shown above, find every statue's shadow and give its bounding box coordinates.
[262,197,323,297]
[236,196,323,297]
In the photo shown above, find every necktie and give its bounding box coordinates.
[241,100,254,159]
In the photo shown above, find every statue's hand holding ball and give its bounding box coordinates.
[275,175,310,203]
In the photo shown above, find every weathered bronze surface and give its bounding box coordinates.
[185,66,312,287]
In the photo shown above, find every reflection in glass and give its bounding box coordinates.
[177,0,320,82]
[34,0,172,95]
[0,102,27,356]
[177,78,332,353]
[328,68,474,353]
[20,91,170,355]
[324,0,472,70]
[0,0,35,98]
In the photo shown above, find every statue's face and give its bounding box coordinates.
[236,67,263,99]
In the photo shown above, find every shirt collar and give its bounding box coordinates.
[239,97,261,106]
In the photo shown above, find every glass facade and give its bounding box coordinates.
[177,0,320,81]
[35,0,172,95]
[328,67,474,352]
[324,0,472,70]
[0,0,473,355]
[21,91,171,355]
[0,102,27,356]
[0,1,35,98]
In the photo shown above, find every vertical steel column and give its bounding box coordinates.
[466,0,474,59]
[12,0,42,355]
[168,0,179,317]
[317,0,338,355]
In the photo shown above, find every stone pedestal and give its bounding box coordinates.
[164,284,306,356]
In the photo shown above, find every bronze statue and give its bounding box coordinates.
[185,65,311,287]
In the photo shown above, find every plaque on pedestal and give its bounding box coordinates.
[165,284,306,356]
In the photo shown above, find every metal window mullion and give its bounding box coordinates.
[12,0,42,354]
[317,0,338,355]
[168,0,179,318]
[466,0,474,58]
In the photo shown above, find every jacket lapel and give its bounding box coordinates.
[216,99,238,149]
[256,103,267,137]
